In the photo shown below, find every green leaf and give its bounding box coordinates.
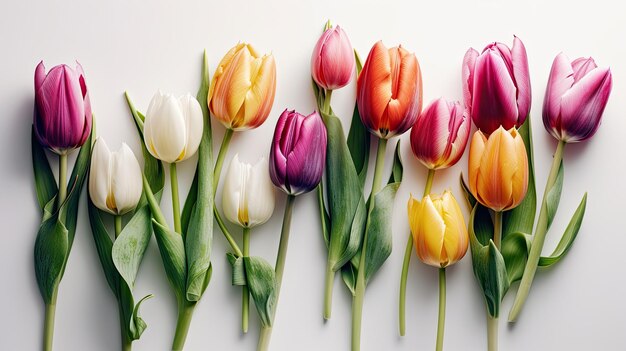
[340,263,357,296]
[87,198,119,294]
[501,231,532,284]
[33,217,68,303]
[346,52,370,186]
[545,160,564,229]
[318,183,331,247]
[181,174,198,235]
[112,205,153,290]
[244,257,277,328]
[459,174,477,209]
[31,127,57,210]
[503,117,537,238]
[388,141,404,184]
[227,253,246,286]
[185,50,214,302]
[539,193,587,267]
[151,219,187,297]
[129,294,153,340]
[468,205,510,318]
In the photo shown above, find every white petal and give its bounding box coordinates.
[111,143,143,215]
[222,154,244,226]
[89,138,115,214]
[143,90,163,159]
[145,91,187,163]
[246,157,275,227]
[178,94,204,162]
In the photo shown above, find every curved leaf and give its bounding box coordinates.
[87,198,119,294]
[112,205,153,290]
[346,52,369,186]
[32,127,57,210]
[244,257,277,328]
[33,217,68,303]
[545,160,564,229]
[539,193,587,267]
[152,219,186,297]
[129,294,153,340]
[501,231,532,284]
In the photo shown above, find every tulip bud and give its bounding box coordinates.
[311,24,355,90]
[269,109,327,195]
[543,53,612,143]
[468,127,528,212]
[463,36,531,135]
[407,190,468,268]
[89,138,143,215]
[143,91,203,163]
[410,98,470,170]
[34,61,92,154]
[357,41,422,139]
[222,154,275,228]
[208,43,277,131]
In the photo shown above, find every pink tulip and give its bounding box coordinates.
[34,61,92,154]
[311,25,355,90]
[543,53,612,143]
[463,36,531,135]
[410,98,470,170]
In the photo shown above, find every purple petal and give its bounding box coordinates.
[571,57,597,83]
[511,36,531,122]
[269,109,290,189]
[35,61,46,92]
[543,53,575,133]
[286,111,326,194]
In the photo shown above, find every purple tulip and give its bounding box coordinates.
[269,109,327,195]
[543,53,612,143]
[463,36,531,135]
[34,61,92,154]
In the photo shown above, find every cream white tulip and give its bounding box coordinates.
[143,90,203,163]
[89,138,143,215]
[222,154,275,228]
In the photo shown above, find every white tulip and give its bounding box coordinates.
[143,90,204,163]
[89,138,143,215]
[222,154,275,228]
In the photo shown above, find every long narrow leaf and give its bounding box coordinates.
[31,127,57,210]
[539,193,587,267]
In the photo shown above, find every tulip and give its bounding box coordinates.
[463,36,531,135]
[222,154,275,228]
[34,61,92,154]
[89,138,143,215]
[410,98,470,170]
[357,41,422,139]
[408,190,468,268]
[543,53,612,143]
[468,126,528,212]
[311,24,355,90]
[143,91,203,164]
[269,109,327,195]
[208,43,277,131]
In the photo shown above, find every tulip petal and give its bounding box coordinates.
[111,143,143,215]
[445,103,470,169]
[89,138,115,214]
[415,196,446,267]
[441,192,468,266]
[269,110,289,193]
[358,41,392,135]
[477,128,515,211]
[178,94,203,162]
[571,57,597,83]
[222,154,244,226]
[145,93,187,163]
[468,131,486,198]
[543,53,575,132]
[246,158,275,227]
[412,98,449,169]
[462,48,478,113]
[510,132,529,206]
[511,36,531,122]
[384,48,420,137]
[241,54,276,130]
[286,112,326,194]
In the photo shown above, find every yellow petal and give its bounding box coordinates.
[509,129,529,209]
[468,130,486,200]
[415,195,446,267]
[440,191,468,266]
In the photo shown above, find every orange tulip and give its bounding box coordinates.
[407,191,468,268]
[357,41,422,139]
[468,126,528,212]
[208,43,277,131]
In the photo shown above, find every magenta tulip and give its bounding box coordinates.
[311,24,355,90]
[34,61,92,154]
[463,36,531,135]
[543,53,612,143]
[269,109,327,195]
[410,98,470,170]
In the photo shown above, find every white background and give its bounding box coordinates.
[1,0,625,350]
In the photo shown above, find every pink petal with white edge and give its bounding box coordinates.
[462,48,478,114]
[511,36,531,121]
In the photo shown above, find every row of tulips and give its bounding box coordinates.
[30,20,611,351]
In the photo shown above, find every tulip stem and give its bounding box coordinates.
[399,168,435,335]
[493,211,503,249]
[257,195,296,351]
[214,207,243,257]
[509,140,566,322]
[114,215,132,351]
[320,182,334,320]
[58,154,68,205]
[487,314,498,351]
[114,215,123,239]
[323,90,333,114]
[172,299,196,351]
[436,268,446,351]
[352,138,387,351]
[242,227,250,334]
[169,163,182,234]
[213,128,234,191]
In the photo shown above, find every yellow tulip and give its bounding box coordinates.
[407,191,468,268]
[468,126,528,212]
[208,43,277,131]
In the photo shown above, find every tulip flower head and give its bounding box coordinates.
[463,36,531,135]
[222,154,275,228]
[89,138,143,215]
[209,43,277,131]
[143,91,203,164]
[410,98,470,170]
[468,127,528,212]
[34,61,92,154]
[407,191,468,268]
[357,41,423,139]
[543,53,612,143]
[269,109,327,195]
[311,24,355,90]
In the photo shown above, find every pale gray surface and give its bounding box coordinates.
[1,0,625,350]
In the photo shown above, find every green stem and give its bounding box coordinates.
[319,182,333,320]
[352,138,387,351]
[172,300,196,351]
[114,216,123,239]
[256,195,296,351]
[214,207,243,257]
[509,140,566,322]
[493,211,503,249]
[323,90,333,114]
[170,163,182,234]
[213,128,234,191]
[487,315,498,351]
[115,215,132,351]
[242,227,250,333]
[436,268,446,351]
[58,154,67,204]
[399,168,435,336]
